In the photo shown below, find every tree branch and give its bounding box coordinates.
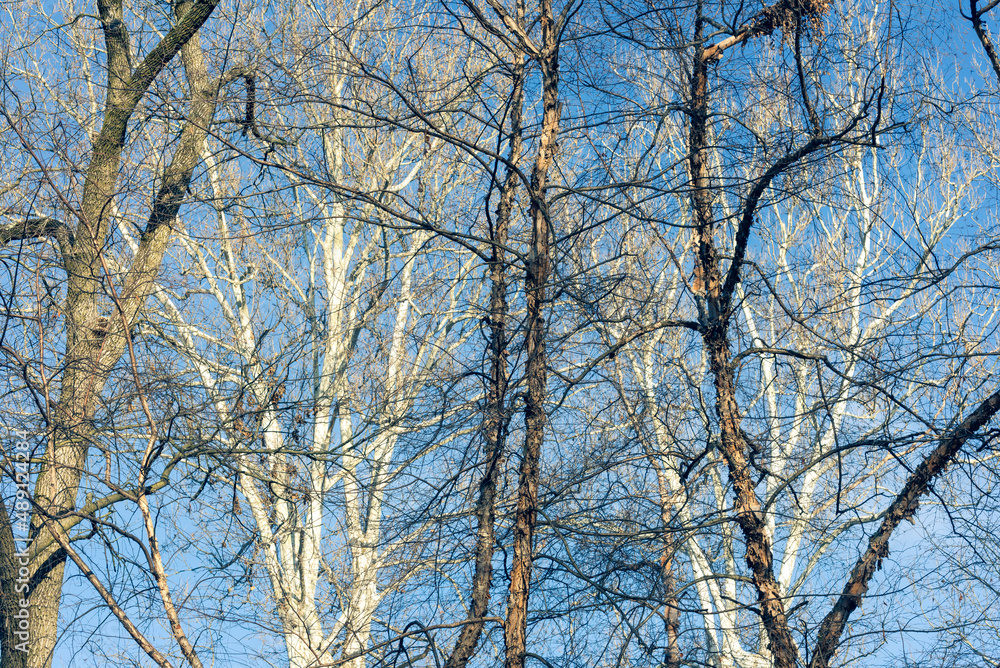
[461,0,541,57]
[0,217,73,256]
[809,389,1000,668]
[970,0,1000,86]
[37,513,176,668]
[702,0,832,62]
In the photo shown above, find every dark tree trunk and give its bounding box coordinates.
[0,502,28,668]
[686,4,802,667]
[503,0,561,665]
[445,44,525,668]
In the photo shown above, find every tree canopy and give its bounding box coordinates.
[3,1,1000,667]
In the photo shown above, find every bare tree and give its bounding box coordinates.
[0,0,242,664]
[144,4,490,664]
[3,3,1000,668]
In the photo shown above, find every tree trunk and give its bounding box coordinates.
[0,502,28,668]
[503,1,560,665]
[661,552,681,668]
[701,325,799,668]
[0,2,222,666]
[688,6,800,666]
[445,44,524,668]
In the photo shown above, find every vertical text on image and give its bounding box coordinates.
[9,426,33,653]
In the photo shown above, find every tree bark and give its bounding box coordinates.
[660,552,681,668]
[688,5,801,666]
[684,1,845,665]
[445,41,525,668]
[686,2,994,665]
[503,0,560,666]
[808,389,1000,668]
[0,2,222,666]
[0,502,28,668]
[700,324,800,668]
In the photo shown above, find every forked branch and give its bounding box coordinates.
[703,0,832,62]
[969,0,1000,85]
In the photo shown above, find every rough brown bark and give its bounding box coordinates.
[702,0,831,62]
[687,3,996,665]
[0,2,222,666]
[503,0,560,665]
[808,390,1000,668]
[444,45,525,668]
[688,5,802,666]
[660,553,681,668]
[685,2,841,665]
[702,326,800,668]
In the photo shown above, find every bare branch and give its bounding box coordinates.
[37,516,176,668]
[703,0,831,62]
[970,0,1000,86]
[809,389,1000,668]
[0,217,73,255]
[461,0,541,57]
